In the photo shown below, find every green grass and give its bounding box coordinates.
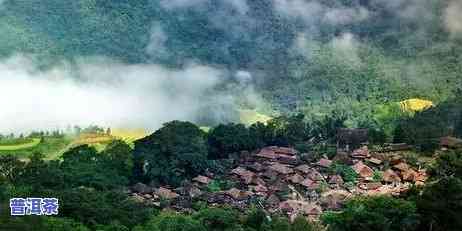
[0,138,41,151]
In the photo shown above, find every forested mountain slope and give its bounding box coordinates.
[0,0,461,125]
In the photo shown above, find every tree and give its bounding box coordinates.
[416,150,462,231]
[42,217,90,231]
[0,155,24,182]
[208,123,255,159]
[322,196,419,231]
[417,177,462,231]
[243,208,270,231]
[94,221,129,231]
[133,121,208,186]
[18,152,64,192]
[193,207,243,231]
[248,114,313,148]
[249,122,274,148]
[268,216,291,231]
[60,145,128,190]
[57,188,151,229]
[429,150,462,179]
[286,114,312,144]
[101,140,134,181]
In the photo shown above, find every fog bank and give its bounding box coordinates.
[0,56,236,134]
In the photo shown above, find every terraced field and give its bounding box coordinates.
[73,133,115,145]
[399,98,434,113]
[111,128,148,145]
[0,137,72,160]
[0,138,41,151]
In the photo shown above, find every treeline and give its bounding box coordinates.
[133,116,346,186]
[0,125,112,140]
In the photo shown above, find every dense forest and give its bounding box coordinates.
[1,0,462,230]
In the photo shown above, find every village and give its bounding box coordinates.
[126,130,458,221]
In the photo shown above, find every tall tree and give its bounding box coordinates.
[133,121,208,186]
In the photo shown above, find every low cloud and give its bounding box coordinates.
[273,0,369,27]
[371,0,438,35]
[273,0,324,25]
[0,55,237,134]
[227,0,250,15]
[293,32,361,67]
[146,22,169,60]
[159,0,208,10]
[234,71,263,109]
[291,32,321,60]
[445,0,462,38]
[160,0,249,15]
[330,33,362,67]
[324,7,369,25]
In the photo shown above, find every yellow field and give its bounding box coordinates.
[239,109,272,125]
[399,98,434,113]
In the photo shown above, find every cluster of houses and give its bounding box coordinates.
[129,141,430,221]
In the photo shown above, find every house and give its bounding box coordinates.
[336,128,368,151]
[440,136,462,149]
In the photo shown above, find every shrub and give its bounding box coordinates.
[206,180,222,193]
[372,170,383,182]
[316,181,329,194]
[292,216,323,231]
[192,201,208,211]
[206,179,236,193]
[402,152,420,167]
[329,164,358,183]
